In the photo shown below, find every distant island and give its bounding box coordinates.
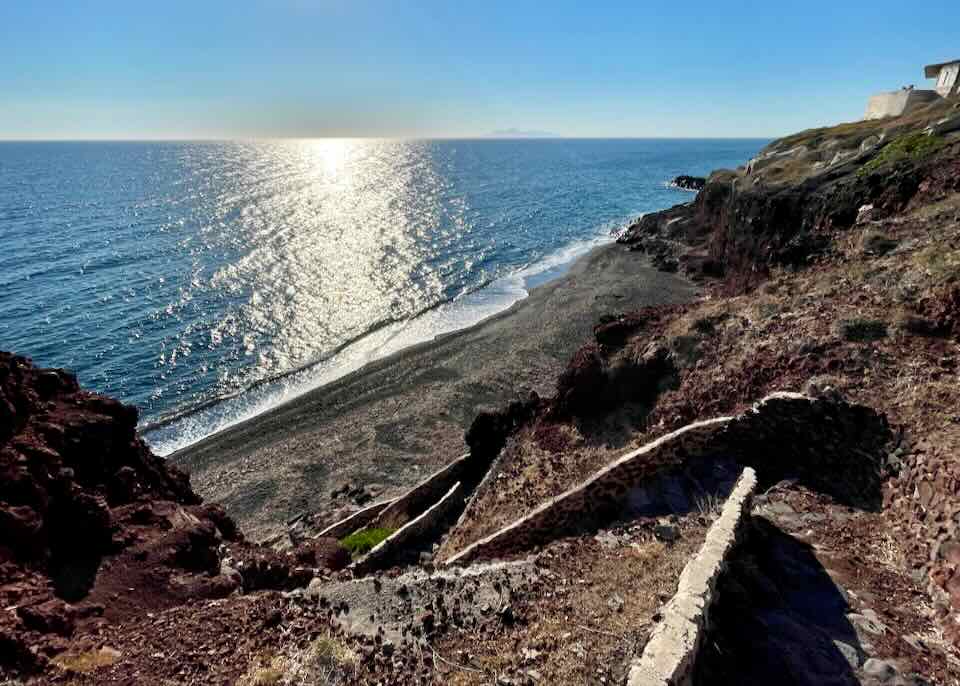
[485,128,558,138]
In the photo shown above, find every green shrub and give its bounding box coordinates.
[859,133,945,177]
[339,527,394,558]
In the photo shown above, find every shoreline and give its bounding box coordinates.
[170,241,697,540]
[145,227,616,456]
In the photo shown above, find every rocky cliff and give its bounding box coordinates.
[620,100,960,290]
[0,353,348,676]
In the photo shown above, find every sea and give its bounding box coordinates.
[0,138,766,455]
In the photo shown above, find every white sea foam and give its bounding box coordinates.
[143,227,614,456]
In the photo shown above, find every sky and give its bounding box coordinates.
[1,1,957,140]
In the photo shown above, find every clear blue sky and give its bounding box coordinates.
[2,1,957,139]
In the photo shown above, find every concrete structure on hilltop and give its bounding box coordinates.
[864,58,959,120]
[864,88,939,120]
[925,59,960,98]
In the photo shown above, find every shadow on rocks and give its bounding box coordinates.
[695,517,863,686]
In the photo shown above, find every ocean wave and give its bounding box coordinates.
[142,225,618,456]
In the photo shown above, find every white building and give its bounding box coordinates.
[925,59,960,98]
[864,58,959,120]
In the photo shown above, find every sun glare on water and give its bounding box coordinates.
[198,139,451,399]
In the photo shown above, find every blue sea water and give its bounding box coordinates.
[0,138,765,454]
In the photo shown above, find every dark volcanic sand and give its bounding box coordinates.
[171,243,697,540]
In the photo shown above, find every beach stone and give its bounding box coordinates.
[833,639,862,669]
[849,611,888,637]
[607,593,625,613]
[863,657,897,681]
[654,522,681,543]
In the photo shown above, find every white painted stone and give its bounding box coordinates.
[627,467,757,686]
[315,498,395,539]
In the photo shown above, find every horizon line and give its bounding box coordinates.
[0,135,775,143]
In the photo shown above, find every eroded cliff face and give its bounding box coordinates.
[0,353,348,675]
[619,100,960,291]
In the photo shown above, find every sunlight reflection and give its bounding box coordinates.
[302,138,355,178]
[202,139,450,399]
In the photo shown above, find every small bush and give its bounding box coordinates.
[694,492,723,517]
[339,527,394,558]
[238,637,358,686]
[860,231,899,256]
[859,133,945,177]
[286,636,358,684]
[835,318,888,342]
[691,315,718,335]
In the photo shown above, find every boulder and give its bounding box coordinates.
[17,599,76,636]
[554,344,607,415]
[294,537,351,571]
[926,114,960,137]
[465,394,540,460]
[671,175,706,191]
[594,313,646,348]
[859,136,881,153]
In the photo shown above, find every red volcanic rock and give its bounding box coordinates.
[0,352,247,674]
[293,536,351,572]
[17,598,76,636]
[229,547,312,592]
[620,139,960,293]
[555,344,607,415]
[925,286,960,338]
[594,313,646,349]
[0,353,202,578]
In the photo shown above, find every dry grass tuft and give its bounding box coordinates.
[694,492,724,518]
[51,647,122,674]
[237,635,359,686]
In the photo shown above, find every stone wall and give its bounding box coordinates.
[864,90,940,120]
[445,416,733,565]
[725,392,890,509]
[374,453,470,530]
[315,499,395,539]
[444,393,890,565]
[352,482,463,575]
[626,468,757,686]
[885,439,960,645]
